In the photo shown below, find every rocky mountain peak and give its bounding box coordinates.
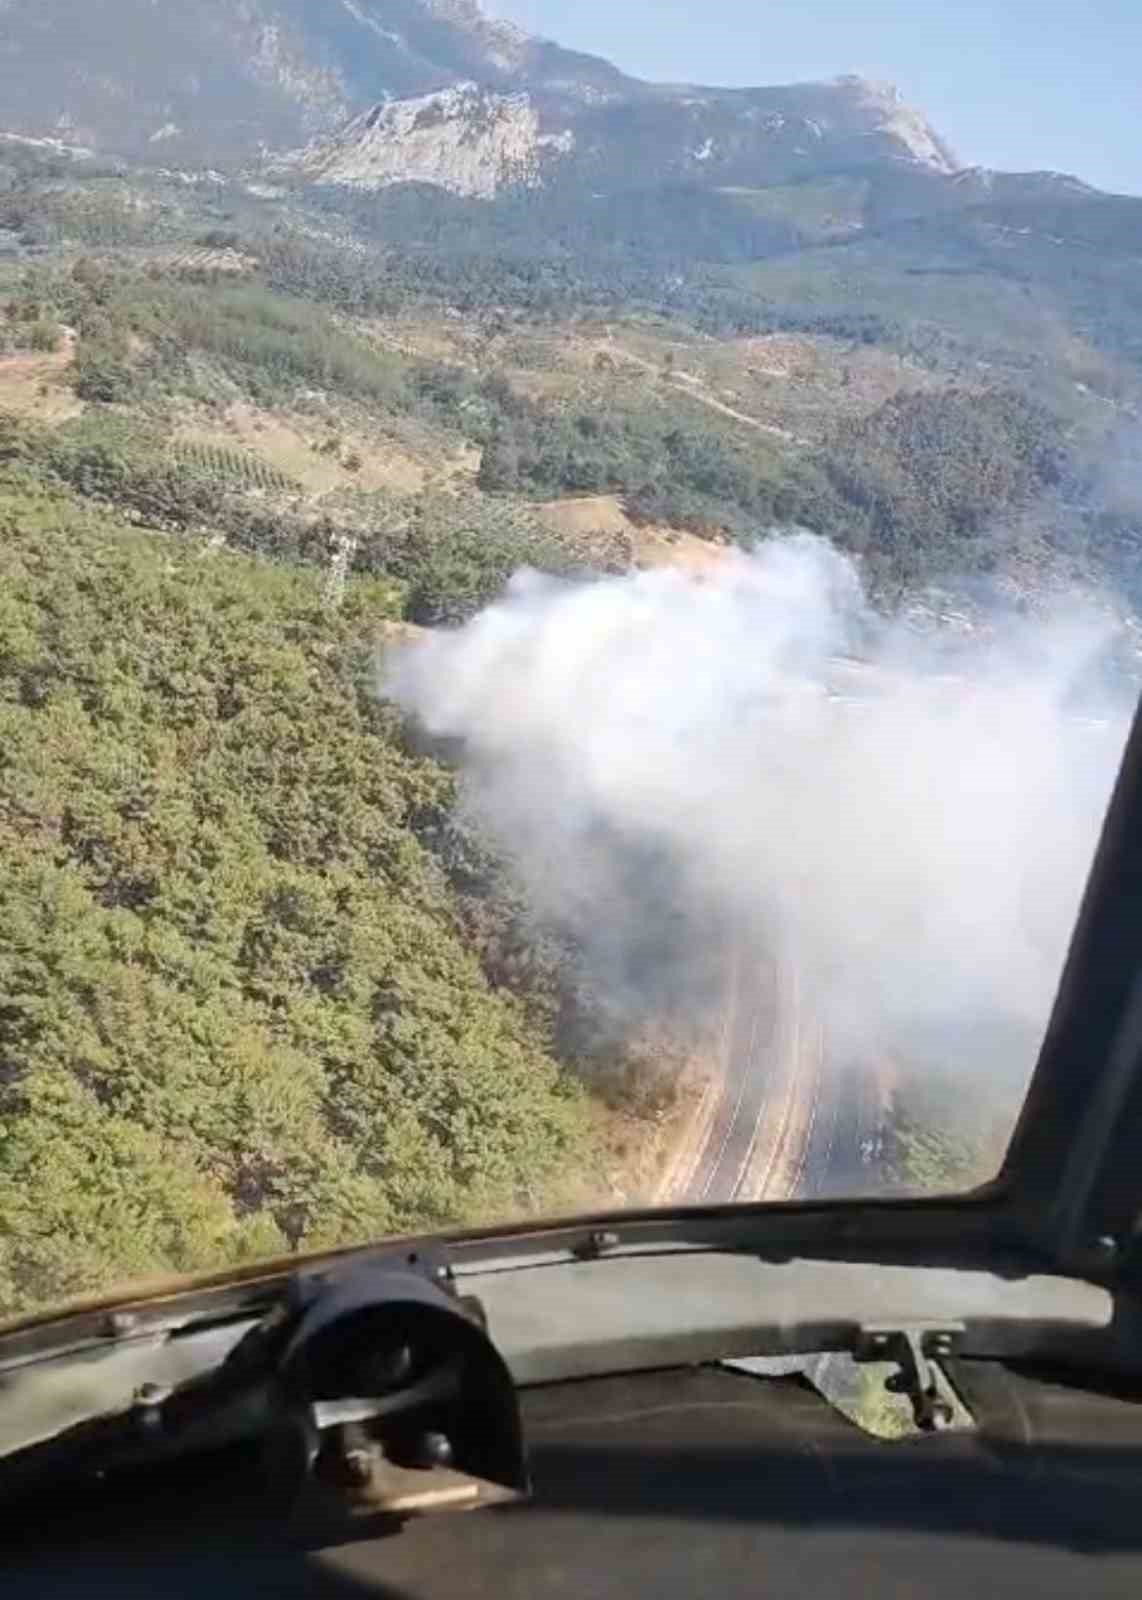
[419,0,533,71]
[0,0,959,189]
[829,75,958,171]
[290,80,573,197]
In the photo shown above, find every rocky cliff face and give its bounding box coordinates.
[0,0,626,160]
[840,76,957,170]
[291,82,574,198]
[534,74,957,195]
[0,0,956,194]
[288,69,960,201]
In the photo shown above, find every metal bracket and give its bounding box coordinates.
[270,1246,527,1537]
[572,1230,620,1262]
[855,1322,964,1433]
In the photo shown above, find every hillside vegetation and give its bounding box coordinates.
[2,232,1128,603]
[2,94,1142,1316]
[0,477,593,1315]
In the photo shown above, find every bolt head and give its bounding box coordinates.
[413,1430,453,1469]
[343,1449,374,1486]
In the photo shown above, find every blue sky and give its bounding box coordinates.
[490,1,1142,195]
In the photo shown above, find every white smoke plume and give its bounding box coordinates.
[385,535,1135,1090]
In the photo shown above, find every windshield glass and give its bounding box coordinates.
[1,0,1139,1321]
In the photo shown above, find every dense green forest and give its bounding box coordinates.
[0,476,593,1315]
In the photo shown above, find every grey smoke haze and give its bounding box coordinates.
[385,535,1134,1086]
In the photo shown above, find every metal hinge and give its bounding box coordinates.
[855,1322,965,1433]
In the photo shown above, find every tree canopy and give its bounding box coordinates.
[0,476,589,1315]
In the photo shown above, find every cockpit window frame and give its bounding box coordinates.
[986,690,1142,1277]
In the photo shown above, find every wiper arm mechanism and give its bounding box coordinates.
[0,1246,527,1541]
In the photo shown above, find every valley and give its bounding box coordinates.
[0,0,1138,1315]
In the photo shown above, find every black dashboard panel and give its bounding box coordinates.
[5,1361,1142,1598]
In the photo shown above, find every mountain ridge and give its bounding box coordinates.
[0,0,959,193]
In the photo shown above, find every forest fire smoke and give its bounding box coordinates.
[385,535,1133,1089]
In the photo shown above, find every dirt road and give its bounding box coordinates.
[600,333,802,445]
[689,950,780,1201]
[686,944,886,1204]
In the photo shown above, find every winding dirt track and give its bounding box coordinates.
[600,332,801,444]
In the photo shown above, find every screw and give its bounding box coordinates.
[412,1431,453,1469]
[132,1382,170,1434]
[1094,1235,1119,1263]
[343,1449,374,1486]
[576,1230,620,1259]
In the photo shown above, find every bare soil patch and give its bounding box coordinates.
[0,329,83,424]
